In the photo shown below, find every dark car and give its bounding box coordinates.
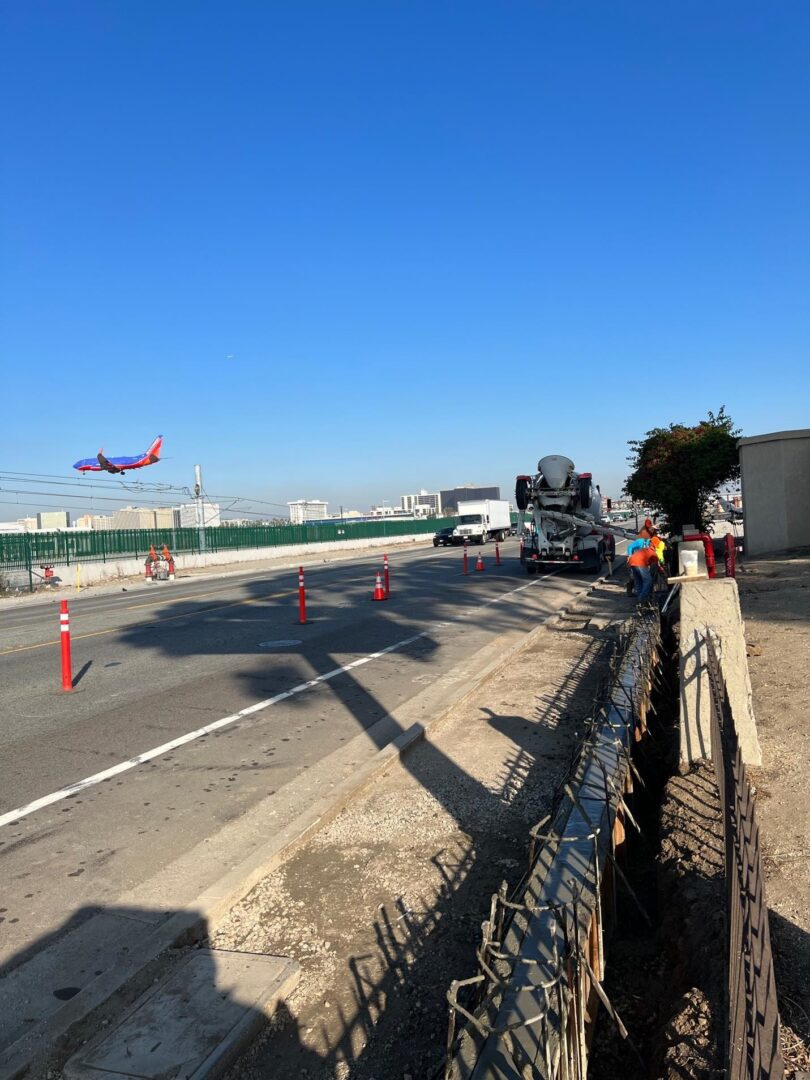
[433,526,459,547]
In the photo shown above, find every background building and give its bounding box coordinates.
[155,507,180,529]
[400,490,441,517]
[177,502,221,528]
[439,485,500,514]
[288,499,329,525]
[738,428,810,555]
[112,506,158,530]
[369,505,412,518]
[36,511,70,530]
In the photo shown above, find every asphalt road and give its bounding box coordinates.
[0,539,618,971]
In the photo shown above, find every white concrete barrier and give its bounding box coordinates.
[4,533,434,590]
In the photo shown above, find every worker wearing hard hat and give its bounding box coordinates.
[626,536,659,601]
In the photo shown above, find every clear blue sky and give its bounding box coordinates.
[2,1,809,518]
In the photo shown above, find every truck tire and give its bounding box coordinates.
[588,544,604,574]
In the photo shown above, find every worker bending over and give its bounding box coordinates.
[626,536,659,601]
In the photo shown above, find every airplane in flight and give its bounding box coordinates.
[73,435,164,475]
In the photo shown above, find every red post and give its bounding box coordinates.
[463,541,468,575]
[495,541,501,566]
[60,599,73,691]
[724,533,736,579]
[298,566,307,624]
[683,533,716,579]
[383,553,390,598]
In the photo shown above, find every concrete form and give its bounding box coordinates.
[679,578,762,766]
[738,428,810,556]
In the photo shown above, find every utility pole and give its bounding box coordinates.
[194,464,207,553]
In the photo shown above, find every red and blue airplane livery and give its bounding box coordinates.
[73,435,164,475]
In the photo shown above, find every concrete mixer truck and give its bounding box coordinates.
[516,455,619,575]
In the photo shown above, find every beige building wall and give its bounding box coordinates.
[738,429,810,555]
[154,507,178,529]
[112,507,157,530]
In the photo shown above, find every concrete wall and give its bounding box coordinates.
[5,533,432,589]
[738,428,810,555]
[679,578,761,766]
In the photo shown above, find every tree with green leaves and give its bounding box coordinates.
[624,408,741,534]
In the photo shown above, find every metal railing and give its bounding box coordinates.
[705,633,784,1080]
[0,517,459,573]
[444,606,662,1079]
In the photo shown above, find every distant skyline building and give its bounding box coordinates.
[37,510,70,530]
[400,490,441,517]
[439,485,500,514]
[288,499,329,525]
[177,502,221,528]
[112,506,158,530]
[154,506,179,530]
[369,505,412,518]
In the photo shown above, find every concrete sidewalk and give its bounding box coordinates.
[198,579,637,1080]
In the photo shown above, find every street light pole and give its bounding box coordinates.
[194,464,207,553]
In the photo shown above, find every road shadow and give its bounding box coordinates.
[3,552,619,1075]
[0,904,305,1080]
[72,660,92,687]
[214,623,619,1078]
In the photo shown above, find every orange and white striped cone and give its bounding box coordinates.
[476,553,485,572]
[372,571,386,601]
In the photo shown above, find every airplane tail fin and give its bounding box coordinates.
[147,435,163,463]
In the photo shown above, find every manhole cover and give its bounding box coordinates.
[257,639,302,649]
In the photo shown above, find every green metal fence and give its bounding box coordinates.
[0,517,460,574]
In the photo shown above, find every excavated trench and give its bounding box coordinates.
[588,610,725,1080]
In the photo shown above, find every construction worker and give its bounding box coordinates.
[626,536,659,601]
[648,527,667,591]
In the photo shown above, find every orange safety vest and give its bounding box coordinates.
[628,545,658,569]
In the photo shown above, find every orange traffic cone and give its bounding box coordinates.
[372,571,386,600]
[476,553,485,572]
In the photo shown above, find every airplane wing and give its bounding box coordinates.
[97,451,123,474]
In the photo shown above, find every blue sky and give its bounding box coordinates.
[2,1,808,518]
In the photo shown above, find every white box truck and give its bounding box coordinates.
[453,499,511,545]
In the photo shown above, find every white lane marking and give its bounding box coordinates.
[0,567,558,830]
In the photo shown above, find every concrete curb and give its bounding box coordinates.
[0,565,623,1080]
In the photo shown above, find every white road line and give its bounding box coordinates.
[0,569,555,830]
